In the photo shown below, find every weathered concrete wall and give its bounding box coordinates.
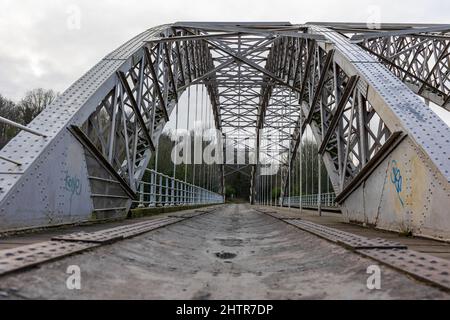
[0,132,94,232]
[341,137,450,241]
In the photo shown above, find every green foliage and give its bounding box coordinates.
[225,185,236,198]
[271,187,281,200]
[146,130,222,193]
[0,94,19,148]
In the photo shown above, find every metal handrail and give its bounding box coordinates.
[0,116,47,137]
[283,193,338,208]
[135,169,224,207]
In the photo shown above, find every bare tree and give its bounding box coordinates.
[0,95,19,148]
[17,88,58,125]
[0,89,58,148]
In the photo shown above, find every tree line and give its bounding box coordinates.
[1,89,333,201]
[147,133,334,201]
[145,132,223,194]
[0,89,58,148]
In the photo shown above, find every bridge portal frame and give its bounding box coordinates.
[0,22,449,240]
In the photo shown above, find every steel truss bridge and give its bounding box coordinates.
[0,22,449,241]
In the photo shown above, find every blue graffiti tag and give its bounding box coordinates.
[64,172,82,196]
[390,160,404,207]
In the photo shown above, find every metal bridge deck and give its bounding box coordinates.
[0,204,449,299]
[257,206,450,261]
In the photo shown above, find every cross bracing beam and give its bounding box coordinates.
[359,37,450,110]
[0,22,449,241]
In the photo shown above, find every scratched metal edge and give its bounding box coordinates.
[168,208,217,218]
[171,209,219,219]
[0,242,100,277]
[254,208,302,220]
[282,220,341,244]
[51,218,185,243]
[50,207,217,243]
[355,249,450,292]
[120,218,184,240]
[51,235,124,244]
[283,219,408,249]
[336,240,407,250]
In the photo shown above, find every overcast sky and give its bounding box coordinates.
[0,0,449,123]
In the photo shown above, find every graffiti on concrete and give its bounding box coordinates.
[64,171,82,196]
[390,160,404,207]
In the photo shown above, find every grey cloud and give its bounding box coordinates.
[0,0,449,129]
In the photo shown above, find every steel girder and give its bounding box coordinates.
[279,24,450,240]
[0,22,449,240]
[0,24,222,230]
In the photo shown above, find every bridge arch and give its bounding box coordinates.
[0,22,449,240]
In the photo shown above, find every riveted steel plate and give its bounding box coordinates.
[357,249,450,291]
[0,241,99,276]
[52,217,183,244]
[283,219,407,250]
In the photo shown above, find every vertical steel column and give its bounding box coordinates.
[165,176,169,206]
[185,87,191,184]
[287,92,292,210]
[262,174,265,206]
[299,89,303,214]
[139,183,144,208]
[158,175,164,206]
[150,170,156,207]
[107,84,118,163]
[192,84,199,186]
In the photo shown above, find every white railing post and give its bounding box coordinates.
[159,174,162,206]
[165,176,169,206]
[133,169,224,208]
[138,182,144,208]
[171,178,175,206]
[150,171,155,207]
[175,180,179,206]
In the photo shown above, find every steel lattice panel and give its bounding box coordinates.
[312,25,450,182]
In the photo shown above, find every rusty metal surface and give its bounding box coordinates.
[283,219,407,250]
[0,241,98,276]
[357,248,450,291]
[52,217,183,244]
